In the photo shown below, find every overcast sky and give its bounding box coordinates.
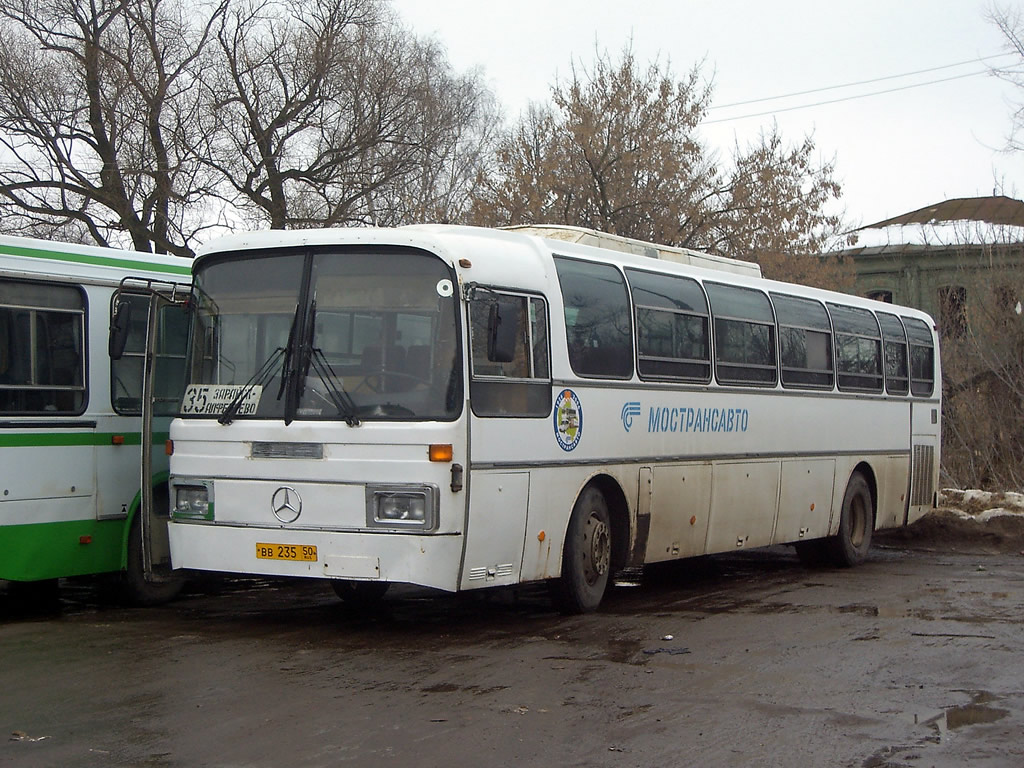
[390,0,1022,230]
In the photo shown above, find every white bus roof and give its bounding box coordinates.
[503,225,763,277]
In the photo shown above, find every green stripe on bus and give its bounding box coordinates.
[0,431,170,447]
[0,518,126,581]
[0,243,191,276]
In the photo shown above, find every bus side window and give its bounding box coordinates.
[771,292,833,390]
[554,257,633,379]
[828,303,883,393]
[468,291,550,417]
[0,279,86,415]
[626,268,711,383]
[902,317,935,397]
[876,311,909,395]
[705,282,777,386]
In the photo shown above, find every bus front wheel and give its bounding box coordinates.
[121,512,185,606]
[552,486,612,614]
[827,472,874,567]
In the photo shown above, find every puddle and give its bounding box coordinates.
[909,691,1010,742]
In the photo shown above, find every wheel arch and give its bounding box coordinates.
[119,474,171,570]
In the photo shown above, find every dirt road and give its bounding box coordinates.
[2,532,1023,767]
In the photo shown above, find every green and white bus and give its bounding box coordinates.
[0,235,190,604]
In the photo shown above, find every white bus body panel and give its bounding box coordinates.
[165,225,940,597]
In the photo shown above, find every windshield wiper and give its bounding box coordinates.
[299,300,360,427]
[217,345,287,425]
[308,348,361,426]
[219,305,300,426]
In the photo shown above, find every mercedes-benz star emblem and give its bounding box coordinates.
[271,486,302,524]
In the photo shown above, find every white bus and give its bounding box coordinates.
[0,235,191,604]
[163,225,940,612]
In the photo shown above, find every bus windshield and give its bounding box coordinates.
[183,247,463,422]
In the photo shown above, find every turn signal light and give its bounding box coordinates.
[111,435,125,446]
[165,440,174,456]
[428,443,453,462]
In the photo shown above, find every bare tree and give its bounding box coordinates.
[0,0,226,254]
[203,0,496,229]
[471,46,852,289]
[989,3,1024,151]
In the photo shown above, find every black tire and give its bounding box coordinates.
[330,579,389,606]
[826,472,874,567]
[552,486,613,614]
[121,513,185,606]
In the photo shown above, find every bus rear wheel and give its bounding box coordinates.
[826,472,874,567]
[552,486,612,614]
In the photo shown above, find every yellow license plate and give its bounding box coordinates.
[255,543,318,562]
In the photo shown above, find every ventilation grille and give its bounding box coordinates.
[467,564,514,582]
[251,441,324,459]
[910,444,935,507]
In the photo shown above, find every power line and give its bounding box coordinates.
[710,52,1016,110]
[703,65,1021,125]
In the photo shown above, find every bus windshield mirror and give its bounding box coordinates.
[108,299,132,360]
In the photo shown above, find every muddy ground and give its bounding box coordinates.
[2,510,1023,768]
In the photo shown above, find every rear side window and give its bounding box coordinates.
[626,268,710,382]
[706,282,777,386]
[771,293,833,390]
[876,312,909,396]
[554,258,633,379]
[0,279,86,415]
[828,303,882,393]
[902,317,935,397]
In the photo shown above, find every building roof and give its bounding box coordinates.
[859,196,1024,230]
[843,196,1024,251]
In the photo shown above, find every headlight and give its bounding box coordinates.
[174,484,212,519]
[365,485,437,530]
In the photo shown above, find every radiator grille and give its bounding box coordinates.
[910,444,935,507]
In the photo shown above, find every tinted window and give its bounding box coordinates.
[828,303,882,393]
[771,293,833,389]
[0,279,86,415]
[876,311,909,396]
[902,316,935,397]
[469,290,551,417]
[555,258,633,379]
[706,282,776,386]
[627,268,710,382]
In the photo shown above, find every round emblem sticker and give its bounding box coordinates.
[554,389,583,452]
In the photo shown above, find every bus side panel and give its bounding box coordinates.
[705,460,780,553]
[643,463,711,563]
[773,458,836,545]
[460,471,529,590]
[0,433,100,580]
[0,517,124,580]
[875,454,912,529]
[94,416,143,520]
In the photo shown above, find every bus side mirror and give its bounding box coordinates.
[109,299,132,360]
[487,298,520,363]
